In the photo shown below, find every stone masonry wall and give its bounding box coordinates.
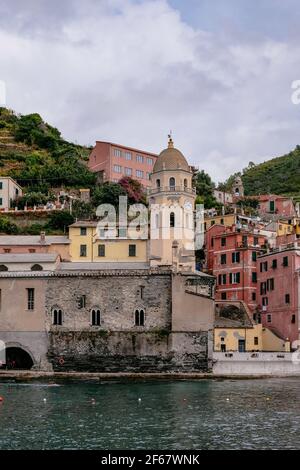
[45,272,211,372]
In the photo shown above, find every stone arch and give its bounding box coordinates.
[3,341,36,370]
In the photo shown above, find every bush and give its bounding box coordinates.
[0,217,19,234]
[23,223,46,235]
[46,210,74,231]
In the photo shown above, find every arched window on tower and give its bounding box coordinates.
[135,309,145,326]
[91,308,101,326]
[52,307,63,326]
[170,212,175,228]
[169,177,175,190]
[184,178,188,189]
[156,179,160,189]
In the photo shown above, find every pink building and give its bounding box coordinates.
[257,195,296,218]
[0,234,70,261]
[88,141,157,188]
[257,246,300,345]
[210,226,266,312]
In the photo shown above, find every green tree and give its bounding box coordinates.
[47,211,74,232]
[193,170,221,210]
[92,182,127,208]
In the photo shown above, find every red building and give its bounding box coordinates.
[209,226,266,312]
[88,141,157,188]
[257,194,297,218]
[257,246,300,345]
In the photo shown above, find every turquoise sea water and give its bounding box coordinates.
[0,377,299,450]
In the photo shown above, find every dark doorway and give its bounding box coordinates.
[5,347,34,370]
[238,340,246,353]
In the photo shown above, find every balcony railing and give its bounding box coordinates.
[148,185,196,195]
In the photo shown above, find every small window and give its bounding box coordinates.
[291,314,296,324]
[283,256,288,267]
[253,237,259,246]
[136,169,144,179]
[221,254,227,264]
[221,292,227,300]
[31,264,43,271]
[129,244,136,257]
[267,313,272,323]
[98,244,105,257]
[125,152,132,160]
[272,259,277,269]
[0,182,2,189]
[252,272,257,283]
[136,154,144,163]
[184,178,188,188]
[29,249,36,253]
[285,294,290,304]
[221,237,226,247]
[169,177,175,189]
[52,308,63,326]
[254,337,259,345]
[170,212,175,228]
[135,309,145,326]
[125,167,132,176]
[77,295,86,309]
[253,313,257,322]
[114,148,122,157]
[232,252,240,263]
[91,308,101,326]
[4,248,11,253]
[80,245,87,257]
[27,288,35,310]
[252,251,257,262]
[263,297,269,306]
[156,179,160,188]
[252,292,256,301]
[80,227,87,236]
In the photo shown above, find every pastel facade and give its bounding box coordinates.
[210,227,266,311]
[213,189,233,205]
[88,141,157,188]
[69,222,148,263]
[257,195,296,218]
[0,177,22,210]
[204,213,236,231]
[0,234,70,260]
[257,246,300,345]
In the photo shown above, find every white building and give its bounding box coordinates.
[0,177,22,211]
[213,189,233,205]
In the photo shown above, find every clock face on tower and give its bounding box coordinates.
[184,201,193,210]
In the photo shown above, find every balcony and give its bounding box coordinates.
[148,185,196,196]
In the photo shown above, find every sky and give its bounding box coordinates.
[0,0,300,182]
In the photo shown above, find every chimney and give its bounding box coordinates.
[40,231,46,243]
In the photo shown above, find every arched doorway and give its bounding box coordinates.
[5,347,34,370]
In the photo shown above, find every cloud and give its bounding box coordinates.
[0,0,300,182]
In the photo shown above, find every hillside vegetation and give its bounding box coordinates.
[223,145,300,196]
[0,107,95,192]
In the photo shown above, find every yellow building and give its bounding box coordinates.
[214,301,290,352]
[69,221,148,263]
[204,213,236,231]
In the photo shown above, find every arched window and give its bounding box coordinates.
[0,264,8,271]
[135,309,145,326]
[31,264,43,271]
[156,179,160,188]
[91,308,101,326]
[184,178,188,189]
[169,177,175,190]
[52,307,63,326]
[170,212,175,228]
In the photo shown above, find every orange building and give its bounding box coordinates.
[88,141,157,188]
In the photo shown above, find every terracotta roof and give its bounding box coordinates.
[153,139,190,173]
